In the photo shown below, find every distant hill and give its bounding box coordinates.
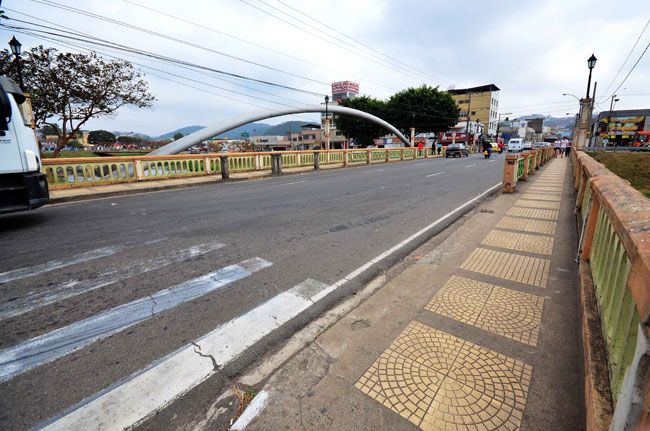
[155,121,312,140]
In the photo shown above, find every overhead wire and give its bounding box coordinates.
[272,0,451,85]
[609,39,650,97]
[120,0,401,94]
[28,0,331,89]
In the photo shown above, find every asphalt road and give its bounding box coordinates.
[0,153,503,430]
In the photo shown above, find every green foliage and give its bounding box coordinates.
[386,85,459,135]
[0,45,154,157]
[66,139,82,148]
[333,86,460,146]
[334,96,387,147]
[88,129,116,144]
[173,132,184,140]
[117,135,142,143]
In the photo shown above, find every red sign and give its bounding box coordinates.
[331,81,359,94]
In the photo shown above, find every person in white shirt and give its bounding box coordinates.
[559,139,567,158]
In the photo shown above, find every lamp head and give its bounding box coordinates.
[9,36,21,56]
[587,53,597,70]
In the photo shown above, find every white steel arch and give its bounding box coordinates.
[150,105,412,155]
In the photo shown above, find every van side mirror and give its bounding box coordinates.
[0,89,12,135]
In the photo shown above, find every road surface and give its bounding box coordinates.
[0,153,504,430]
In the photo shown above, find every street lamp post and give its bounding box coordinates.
[8,35,24,90]
[324,95,330,150]
[586,53,597,98]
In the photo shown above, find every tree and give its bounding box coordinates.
[173,132,184,140]
[334,96,387,147]
[117,135,142,143]
[386,85,459,136]
[0,46,155,157]
[88,130,116,144]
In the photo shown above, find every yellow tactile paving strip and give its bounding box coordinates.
[355,322,532,430]
[526,188,562,194]
[514,199,561,210]
[425,276,544,346]
[460,247,550,287]
[506,207,559,221]
[481,230,554,255]
[496,216,556,235]
[519,193,561,202]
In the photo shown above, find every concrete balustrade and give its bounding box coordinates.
[42,148,442,190]
[501,148,553,193]
[572,150,650,430]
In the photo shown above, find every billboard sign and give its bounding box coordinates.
[331,81,359,94]
[598,115,646,136]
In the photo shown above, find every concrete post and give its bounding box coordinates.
[134,159,144,180]
[385,149,389,163]
[255,154,261,171]
[313,151,320,170]
[575,98,593,150]
[400,148,404,161]
[271,153,282,175]
[220,156,229,179]
[502,154,518,193]
[204,157,211,174]
[367,149,371,164]
[343,150,348,167]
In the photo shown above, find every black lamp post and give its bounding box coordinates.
[586,53,597,98]
[8,36,25,90]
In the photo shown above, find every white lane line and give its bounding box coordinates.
[426,171,445,178]
[0,246,123,285]
[278,180,306,186]
[0,241,226,320]
[38,279,329,431]
[230,390,269,430]
[464,163,476,168]
[0,258,272,383]
[489,159,496,163]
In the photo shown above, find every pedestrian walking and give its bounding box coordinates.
[563,138,571,157]
[437,142,442,156]
[554,139,561,157]
[560,139,567,158]
[417,141,424,157]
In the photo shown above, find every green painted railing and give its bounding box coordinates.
[590,205,638,404]
[517,158,525,179]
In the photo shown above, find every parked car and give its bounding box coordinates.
[507,138,523,152]
[522,141,533,150]
[445,143,469,158]
[533,142,549,149]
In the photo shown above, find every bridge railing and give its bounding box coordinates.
[42,147,443,190]
[501,148,554,193]
[572,150,650,429]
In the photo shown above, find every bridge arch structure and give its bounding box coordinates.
[150,105,412,155]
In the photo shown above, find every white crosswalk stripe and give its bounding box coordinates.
[0,241,226,320]
[0,257,272,383]
[37,278,330,431]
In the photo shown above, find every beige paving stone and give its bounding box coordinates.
[460,247,550,287]
[496,216,556,235]
[356,322,532,430]
[426,276,544,346]
[506,207,559,221]
[481,230,554,255]
[514,199,560,210]
[519,193,562,202]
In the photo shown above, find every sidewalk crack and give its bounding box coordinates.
[191,341,220,371]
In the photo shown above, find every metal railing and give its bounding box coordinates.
[42,148,442,190]
[501,148,554,193]
[573,149,650,429]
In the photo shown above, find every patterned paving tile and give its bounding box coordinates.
[506,207,559,221]
[496,216,556,235]
[514,199,561,210]
[426,276,544,346]
[525,187,562,194]
[481,230,554,255]
[356,322,532,430]
[519,193,562,202]
[460,247,550,287]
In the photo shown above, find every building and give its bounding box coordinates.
[448,84,500,136]
[252,123,350,151]
[592,109,650,147]
[331,81,359,103]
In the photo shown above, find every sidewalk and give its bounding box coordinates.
[234,157,585,430]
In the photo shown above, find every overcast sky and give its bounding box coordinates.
[2,0,649,136]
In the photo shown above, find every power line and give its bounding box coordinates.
[5,8,315,107]
[600,18,650,100]
[610,39,650,97]
[27,0,330,88]
[273,0,451,85]
[237,0,440,85]
[120,0,400,94]
[2,20,326,97]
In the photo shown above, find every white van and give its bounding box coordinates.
[0,76,49,214]
[507,138,523,152]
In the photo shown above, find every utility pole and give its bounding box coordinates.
[464,93,472,148]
